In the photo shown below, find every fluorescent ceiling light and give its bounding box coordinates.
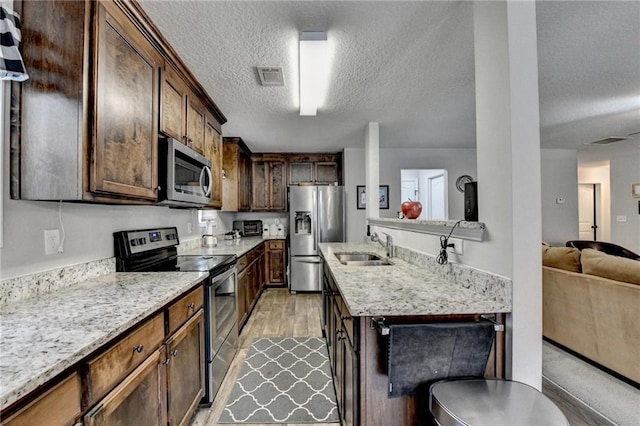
[299,31,329,116]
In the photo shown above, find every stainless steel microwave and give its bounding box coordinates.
[158,137,212,207]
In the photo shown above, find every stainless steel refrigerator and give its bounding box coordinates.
[288,185,345,292]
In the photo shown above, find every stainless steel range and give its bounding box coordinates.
[114,227,238,406]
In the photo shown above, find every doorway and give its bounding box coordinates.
[400,169,448,220]
[578,183,600,240]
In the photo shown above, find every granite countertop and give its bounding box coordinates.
[181,235,285,258]
[0,271,208,411]
[319,243,511,317]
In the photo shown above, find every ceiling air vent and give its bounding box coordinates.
[256,67,284,86]
[587,136,630,145]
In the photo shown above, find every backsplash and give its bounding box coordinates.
[0,258,115,305]
[393,245,512,306]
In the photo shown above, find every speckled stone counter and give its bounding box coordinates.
[0,271,208,411]
[180,235,285,258]
[318,243,511,317]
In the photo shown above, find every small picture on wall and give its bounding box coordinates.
[357,185,389,209]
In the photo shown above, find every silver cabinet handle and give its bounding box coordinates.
[188,302,195,311]
[134,345,144,353]
[171,349,178,357]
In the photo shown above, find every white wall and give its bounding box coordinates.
[540,149,579,245]
[0,83,202,280]
[579,140,640,253]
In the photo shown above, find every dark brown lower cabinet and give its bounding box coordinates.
[237,244,266,330]
[84,310,205,426]
[343,336,357,426]
[324,261,359,426]
[84,346,167,426]
[167,310,205,426]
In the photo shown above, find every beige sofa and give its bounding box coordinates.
[542,247,640,384]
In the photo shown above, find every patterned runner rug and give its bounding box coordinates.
[219,337,340,424]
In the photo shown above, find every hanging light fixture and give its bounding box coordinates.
[299,31,329,116]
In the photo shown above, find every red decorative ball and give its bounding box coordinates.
[401,200,422,219]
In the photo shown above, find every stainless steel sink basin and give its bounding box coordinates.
[334,252,392,266]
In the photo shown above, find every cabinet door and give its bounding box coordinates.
[166,310,205,426]
[84,346,167,426]
[186,96,205,155]
[343,339,358,426]
[315,162,339,184]
[241,154,252,211]
[92,1,160,200]
[251,162,268,210]
[289,162,314,185]
[268,249,285,284]
[204,116,223,208]
[269,161,286,210]
[160,65,187,142]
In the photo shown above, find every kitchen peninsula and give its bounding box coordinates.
[319,242,511,426]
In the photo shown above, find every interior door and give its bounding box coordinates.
[427,174,447,220]
[579,184,597,240]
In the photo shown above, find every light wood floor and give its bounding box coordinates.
[190,288,339,426]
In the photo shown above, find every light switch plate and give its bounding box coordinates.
[616,215,627,223]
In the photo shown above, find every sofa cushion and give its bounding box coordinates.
[542,245,582,273]
[581,248,640,285]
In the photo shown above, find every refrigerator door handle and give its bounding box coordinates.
[312,189,317,251]
[295,258,323,264]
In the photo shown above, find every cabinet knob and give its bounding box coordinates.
[133,344,144,353]
[188,302,195,311]
[342,315,351,321]
[171,349,178,357]
[163,358,171,365]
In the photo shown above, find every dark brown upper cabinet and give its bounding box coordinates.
[10,0,226,204]
[160,64,206,156]
[287,153,343,186]
[222,137,252,212]
[203,114,224,209]
[251,155,286,212]
[92,1,161,200]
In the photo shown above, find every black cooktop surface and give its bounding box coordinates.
[175,255,236,274]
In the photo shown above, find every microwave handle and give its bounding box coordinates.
[200,166,213,197]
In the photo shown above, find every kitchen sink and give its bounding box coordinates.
[334,252,392,266]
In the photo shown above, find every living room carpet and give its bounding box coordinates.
[543,341,640,426]
[218,337,339,424]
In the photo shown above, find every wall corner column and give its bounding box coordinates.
[474,0,543,389]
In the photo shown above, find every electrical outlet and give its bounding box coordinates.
[44,229,61,255]
[187,222,193,234]
[448,237,463,255]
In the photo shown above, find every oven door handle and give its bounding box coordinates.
[209,266,237,290]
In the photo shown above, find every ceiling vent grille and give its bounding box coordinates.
[587,136,630,145]
[256,67,284,86]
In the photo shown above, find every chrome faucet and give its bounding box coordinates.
[371,232,394,257]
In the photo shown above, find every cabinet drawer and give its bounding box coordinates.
[2,373,81,426]
[168,285,204,334]
[87,313,164,403]
[268,240,284,250]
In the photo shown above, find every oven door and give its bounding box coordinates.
[203,265,238,405]
[211,267,237,356]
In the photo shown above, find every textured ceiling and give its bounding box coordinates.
[138,1,640,152]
